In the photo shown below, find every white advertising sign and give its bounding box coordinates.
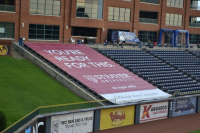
[51,111,94,133]
[102,89,171,104]
[139,101,168,123]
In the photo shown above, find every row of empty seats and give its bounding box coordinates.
[149,50,200,82]
[99,49,200,96]
[190,51,200,58]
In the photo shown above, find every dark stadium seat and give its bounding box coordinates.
[99,49,200,96]
[148,50,200,85]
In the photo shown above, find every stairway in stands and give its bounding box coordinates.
[99,49,200,96]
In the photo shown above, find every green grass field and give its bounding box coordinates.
[0,56,84,127]
[189,130,200,133]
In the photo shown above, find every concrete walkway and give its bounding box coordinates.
[87,44,200,50]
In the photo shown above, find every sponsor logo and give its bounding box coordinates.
[141,105,152,119]
[109,108,126,126]
[51,120,59,133]
[33,122,44,133]
[141,104,168,119]
[21,120,45,133]
[112,85,136,90]
[175,99,194,112]
[25,126,31,133]
[151,105,167,112]
[172,97,197,117]
[83,75,98,83]
[83,73,135,83]
[51,114,94,133]
[0,45,8,55]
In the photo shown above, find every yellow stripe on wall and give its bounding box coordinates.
[100,105,135,130]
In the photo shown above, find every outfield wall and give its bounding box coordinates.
[14,95,200,133]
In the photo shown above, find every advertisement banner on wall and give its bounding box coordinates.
[19,117,46,133]
[0,45,10,56]
[100,106,135,130]
[51,111,94,133]
[171,97,197,117]
[139,101,168,123]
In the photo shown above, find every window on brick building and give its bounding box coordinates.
[165,13,182,26]
[0,22,14,39]
[189,34,200,44]
[189,16,200,27]
[76,0,103,19]
[140,0,159,4]
[139,11,158,24]
[71,27,97,37]
[29,24,59,40]
[167,0,184,8]
[0,0,14,5]
[138,31,157,43]
[190,0,200,10]
[30,0,60,16]
[0,0,15,12]
[108,7,130,22]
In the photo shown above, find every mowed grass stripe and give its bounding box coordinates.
[189,130,200,133]
[0,56,84,126]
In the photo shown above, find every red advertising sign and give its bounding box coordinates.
[140,101,168,123]
[25,43,170,104]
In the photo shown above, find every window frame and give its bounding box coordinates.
[29,24,60,40]
[189,34,200,44]
[0,22,15,39]
[138,31,157,43]
[76,0,103,19]
[167,0,184,8]
[165,13,182,26]
[29,0,61,16]
[108,6,131,22]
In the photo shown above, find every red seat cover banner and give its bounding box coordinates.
[25,43,171,104]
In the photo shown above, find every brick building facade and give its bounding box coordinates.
[0,0,199,44]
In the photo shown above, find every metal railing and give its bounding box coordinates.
[140,0,159,4]
[189,23,200,27]
[1,100,106,133]
[139,18,158,24]
[0,4,15,12]
[190,5,200,10]
[38,100,104,114]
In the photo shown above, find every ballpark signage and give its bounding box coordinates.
[51,111,94,133]
[0,45,8,55]
[25,43,171,104]
[171,97,197,117]
[140,101,168,123]
[100,106,135,130]
[19,117,46,133]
